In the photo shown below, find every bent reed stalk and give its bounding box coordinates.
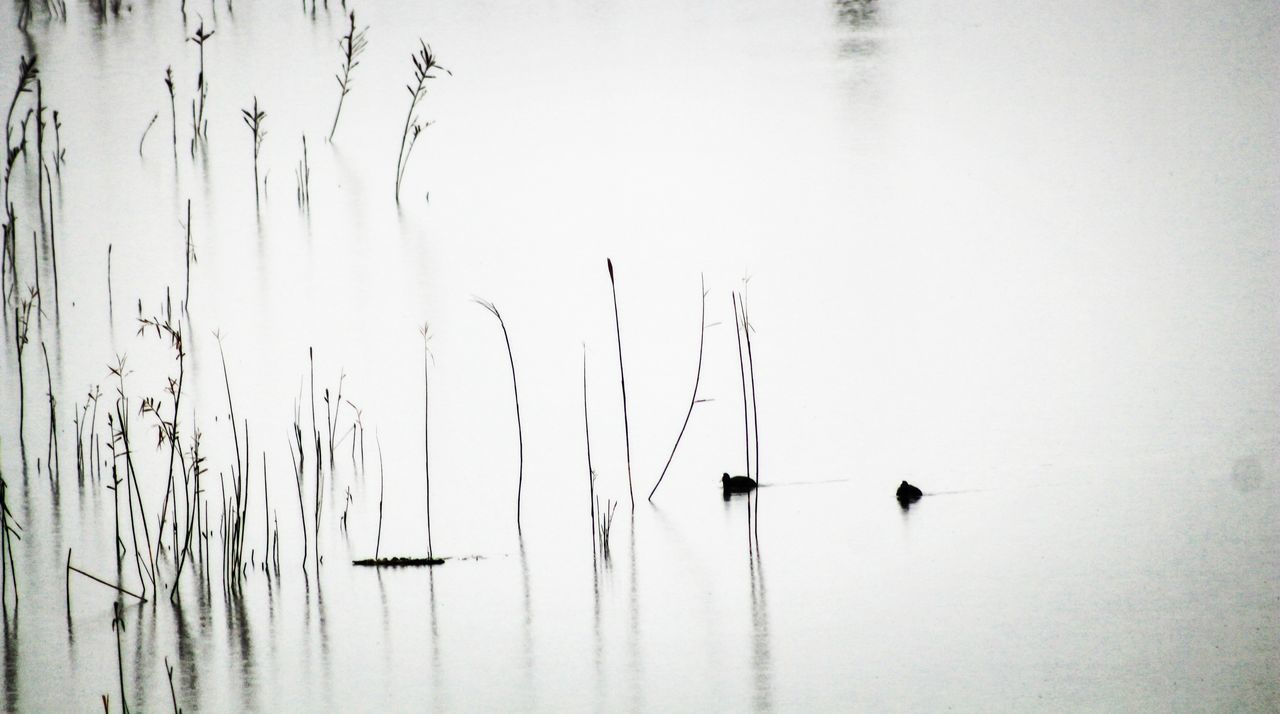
[475,297,524,531]
[649,275,708,502]
[606,259,635,510]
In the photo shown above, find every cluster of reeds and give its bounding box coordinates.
[295,135,310,209]
[0,451,20,613]
[216,338,253,591]
[137,297,207,600]
[2,55,39,308]
[11,293,35,468]
[394,40,448,203]
[328,10,369,143]
[107,355,160,600]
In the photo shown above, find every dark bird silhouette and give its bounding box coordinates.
[896,480,923,507]
[722,473,758,494]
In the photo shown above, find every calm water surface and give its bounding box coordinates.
[0,0,1276,710]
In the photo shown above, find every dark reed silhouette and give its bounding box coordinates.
[395,41,448,203]
[421,324,435,560]
[475,297,524,530]
[649,275,708,501]
[328,11,368,142]
[241,97,266,208]
[606,258,635,509]
[188,23,214,156]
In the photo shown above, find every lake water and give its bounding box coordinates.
[1,0,1277,710]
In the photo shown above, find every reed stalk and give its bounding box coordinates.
[164,68,176,162]
[606,259,635,509]
[138,113,158,158]
[188,23,214,157]
[741,293,761,548]
[41,342,59,483]
[66,552,146,603]
[732,293,750,480]
[421,324,434,558]
[375,435,385,560]
[289,406,308,579]
[241,97,266,209]
[649,276,708,501]
[294,135,310,209]
[328,11,368,143]
[583,347,596,561]
[475,298,524,530]
[310,348,322,571]
[395,41,448,203]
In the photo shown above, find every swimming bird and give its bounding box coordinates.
[722,473,758,494]
[896,480,923,505]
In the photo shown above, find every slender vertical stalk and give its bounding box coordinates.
[741,295,761,549]
[475,298,523,530]
[328,11,368,143]
[583,347,597,561]
[733,293,751,479]
[375,435,385,560]
[164,67,177,162]
[310,348,321,571]
[395,41,448,203]
[606,259,634,510]
[241,97,266,209]
[649,276,707,501]
[41,342,59,483]
[421,325,433,558]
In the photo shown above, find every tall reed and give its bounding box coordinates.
[375,435,385,560]
[289,402,308,579]
[732,293,751,480]
[606,259,635,509]
[188,23,214,157]
[649,276,708,501]
[2,55,38,306]
[394,41,448,203]
[12,296,33,464]
[41,342,60,483]
[421,324,434,558]
[583,347,597,561]
[164,67,177,161]
[740,292,761,549]
[327,11,368,142]
[241,97,266,208]
[295,135,310,209]
[475,298,524,530]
